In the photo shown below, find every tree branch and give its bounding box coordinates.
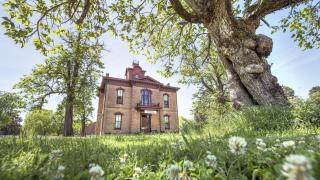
[169,0,202,23]
[244,0,305,22]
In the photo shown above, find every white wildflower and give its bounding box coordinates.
[166,164,181,180]
[120,153,128,165]
[307,150,314,153]
[299,141,305,144]
[276,139,281,143]
[89,164,104,180]
[282,154,314,180]
[282,141,296,148]
[55,165,65,179]
[256,138,267,151]
[51,149,62,160]
[120,157,126,165]
[205,151,217,168]
[228,136,247,155]
[183,160,193,169]
[133,167,142,178]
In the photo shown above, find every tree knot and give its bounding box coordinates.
[245,64,264,74]
[256,34,273,57]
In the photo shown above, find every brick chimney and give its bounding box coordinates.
[125,61,146,80]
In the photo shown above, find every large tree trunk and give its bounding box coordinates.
[203,2,289,107]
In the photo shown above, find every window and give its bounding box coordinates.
[114,113,122,129]
[164,115,170,130]
[116,88,124,104]
[163,94,169,108]
[141,89,152,105]
[135,75,139,79]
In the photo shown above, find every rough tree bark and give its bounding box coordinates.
[170,0,304,107]
[64,91,74,136]
[63,34,82,136]
[80,112,86,136]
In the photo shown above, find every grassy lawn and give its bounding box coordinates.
[1,127,320,179]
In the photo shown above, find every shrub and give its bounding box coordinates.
[24,109,63,135]
[240,106,294,131]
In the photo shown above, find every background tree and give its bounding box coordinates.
[0,91,24,135]
[23,109,57,135]
[14,32,104,136]
[282,85,296,98]
[3,0,319,108]
[303,86,320,127]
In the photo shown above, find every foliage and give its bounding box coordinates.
[1,0,108,55]
[271,1,320,49]
[0,115,22,135]
[240,106,294,132]
[282,85,295,98]
[23,109,63,136]
[2,0,319,80]
[297,87,320,127]
[192,88,231,126]
[0,91,24,129]
[14,32,104,136]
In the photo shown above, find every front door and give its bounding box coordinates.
[141,114,151,133]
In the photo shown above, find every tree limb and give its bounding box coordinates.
[244,0,305,22]
[169,0,202,23]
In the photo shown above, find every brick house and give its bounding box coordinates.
[95,62,179,134]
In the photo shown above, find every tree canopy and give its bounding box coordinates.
[2,0,319,107]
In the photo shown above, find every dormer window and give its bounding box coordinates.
[135,75,139,79]
[116,88,124,104]
[164,94,169,108]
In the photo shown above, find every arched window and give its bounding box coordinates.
[141,89,152,105]
[114,112,123,129]
[116,88,124,104]
[164,115,170,130]
[163,94,169,108]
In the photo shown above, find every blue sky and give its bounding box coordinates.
[0,8,319,121]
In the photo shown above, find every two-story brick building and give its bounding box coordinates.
[95,62,179,134]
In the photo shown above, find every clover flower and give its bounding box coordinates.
[166,164,181,180]
[282,140,296,148]
[54,165,65,179]
[228,136,247,155]
[282,154,313,180]
[51,149,62,160]
[205,151,217,168]
[120,153,128,166]
[183,160,193,169]
[256,138,267,151]
[89,164,104,180]
[133,167,142,178]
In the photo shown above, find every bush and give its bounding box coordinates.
[241,106,294,131]
[24,109,63,136]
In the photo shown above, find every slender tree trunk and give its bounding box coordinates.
[64,93,74,136]
[81,112,86,136]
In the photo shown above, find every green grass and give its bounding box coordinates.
[1,107,320,179]
[0,128,320,179]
